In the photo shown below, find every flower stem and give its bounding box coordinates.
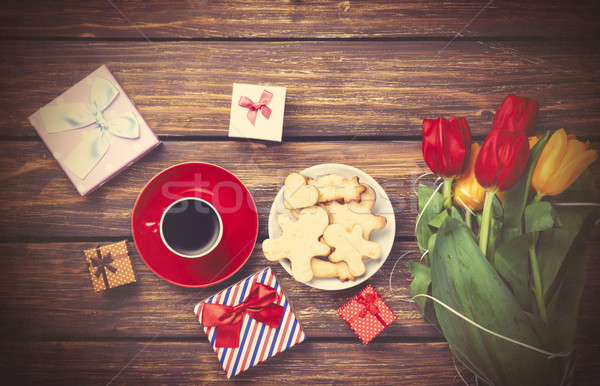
[529,232,548,324]
[530,193,547,323]
[465,210,472,229]
[443,178,453,210]
[478,190,495,259]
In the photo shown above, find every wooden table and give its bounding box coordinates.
[1,1,599,384]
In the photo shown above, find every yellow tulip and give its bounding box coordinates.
[528,134,541,149]
[454,143,486,211]
[532,128,598,196]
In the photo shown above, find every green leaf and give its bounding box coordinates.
[494,234,532,311]
[405,262,431,314]
[538,207,585,299]
[425,233,437,267]
[525,201,557,233]
[405,262,438,325]
[502,132,550,242]
[431,217,563,385]
[428,210,448,229]
[543,168,598,354]
[416,184,445,254]
[545,207,594,353]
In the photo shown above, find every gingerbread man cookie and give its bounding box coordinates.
[263,206,331,282]
[324,184,387,239]
[322,223,381,277]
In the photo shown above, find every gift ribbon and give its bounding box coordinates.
[349,291,388,327]
[91,249,119,289]
[201,282,284,348]
[40,76,140,179]
[238,89,273,126]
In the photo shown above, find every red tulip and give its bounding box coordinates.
[422,117,471,179]
[491,94,539,135]
[474,129,529,192]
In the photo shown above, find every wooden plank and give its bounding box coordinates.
[1,340,598,384]
[0,140,428,238]
[0,1,598,39]
[1,141,599,239]
[0,241,438,340]
[0,239,598,341]
[2,40,600,138]
[0,341,478,384]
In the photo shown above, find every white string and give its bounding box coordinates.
[388,251,419,294]
[452,357,469,386]
[389,249,495,385]
[455,192,477,217]
[414,182,443,252]
[412,172,434,195]
[411,294,571,359]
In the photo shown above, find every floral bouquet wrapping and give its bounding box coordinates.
[407,94,598,385]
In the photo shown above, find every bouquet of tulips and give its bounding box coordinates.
[407,94,598,385]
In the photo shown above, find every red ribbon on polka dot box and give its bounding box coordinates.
[84,240,136,292]
[338,284,397,344]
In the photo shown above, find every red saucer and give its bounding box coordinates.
[132,163,258,287]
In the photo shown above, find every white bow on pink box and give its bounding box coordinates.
[40,76,140,179]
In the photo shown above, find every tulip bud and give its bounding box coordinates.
[491,94,539,136]
[475,129,530,192]
[532,128,598,196]
[454,143,486,211]
[422,117,471,179]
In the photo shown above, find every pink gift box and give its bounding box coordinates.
[193,267,306,378]
[338,284,397,344]
[28,65,160,195]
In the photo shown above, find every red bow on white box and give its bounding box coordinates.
[238,89,273,125]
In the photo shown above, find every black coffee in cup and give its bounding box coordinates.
[161,198,222,257]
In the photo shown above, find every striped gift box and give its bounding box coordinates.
[193,267,306,378]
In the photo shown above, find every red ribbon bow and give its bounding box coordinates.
[238,89,273,126]
[201,282,284,348]
[351,291,387,327]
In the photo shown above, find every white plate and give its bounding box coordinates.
[268,163,396,290]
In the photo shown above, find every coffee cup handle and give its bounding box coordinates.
[141,221,159,234]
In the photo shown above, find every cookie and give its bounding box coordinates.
[309,174,366,204]
[290,203,328,220]
[323,184,387,239]
[310,257,355,282]
[263,206,331,282]
[322,223,381,277]
[283,172,319,210]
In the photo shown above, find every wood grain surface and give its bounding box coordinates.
[2,41,599,138]
[2,141,598,239]
[0,1,598,39]
[1,1,599,384]
[1,239,598,341]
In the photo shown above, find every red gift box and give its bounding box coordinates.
[338,284,397,344]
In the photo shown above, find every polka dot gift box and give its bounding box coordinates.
[85,240,136,292]
[338,284,397,344]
